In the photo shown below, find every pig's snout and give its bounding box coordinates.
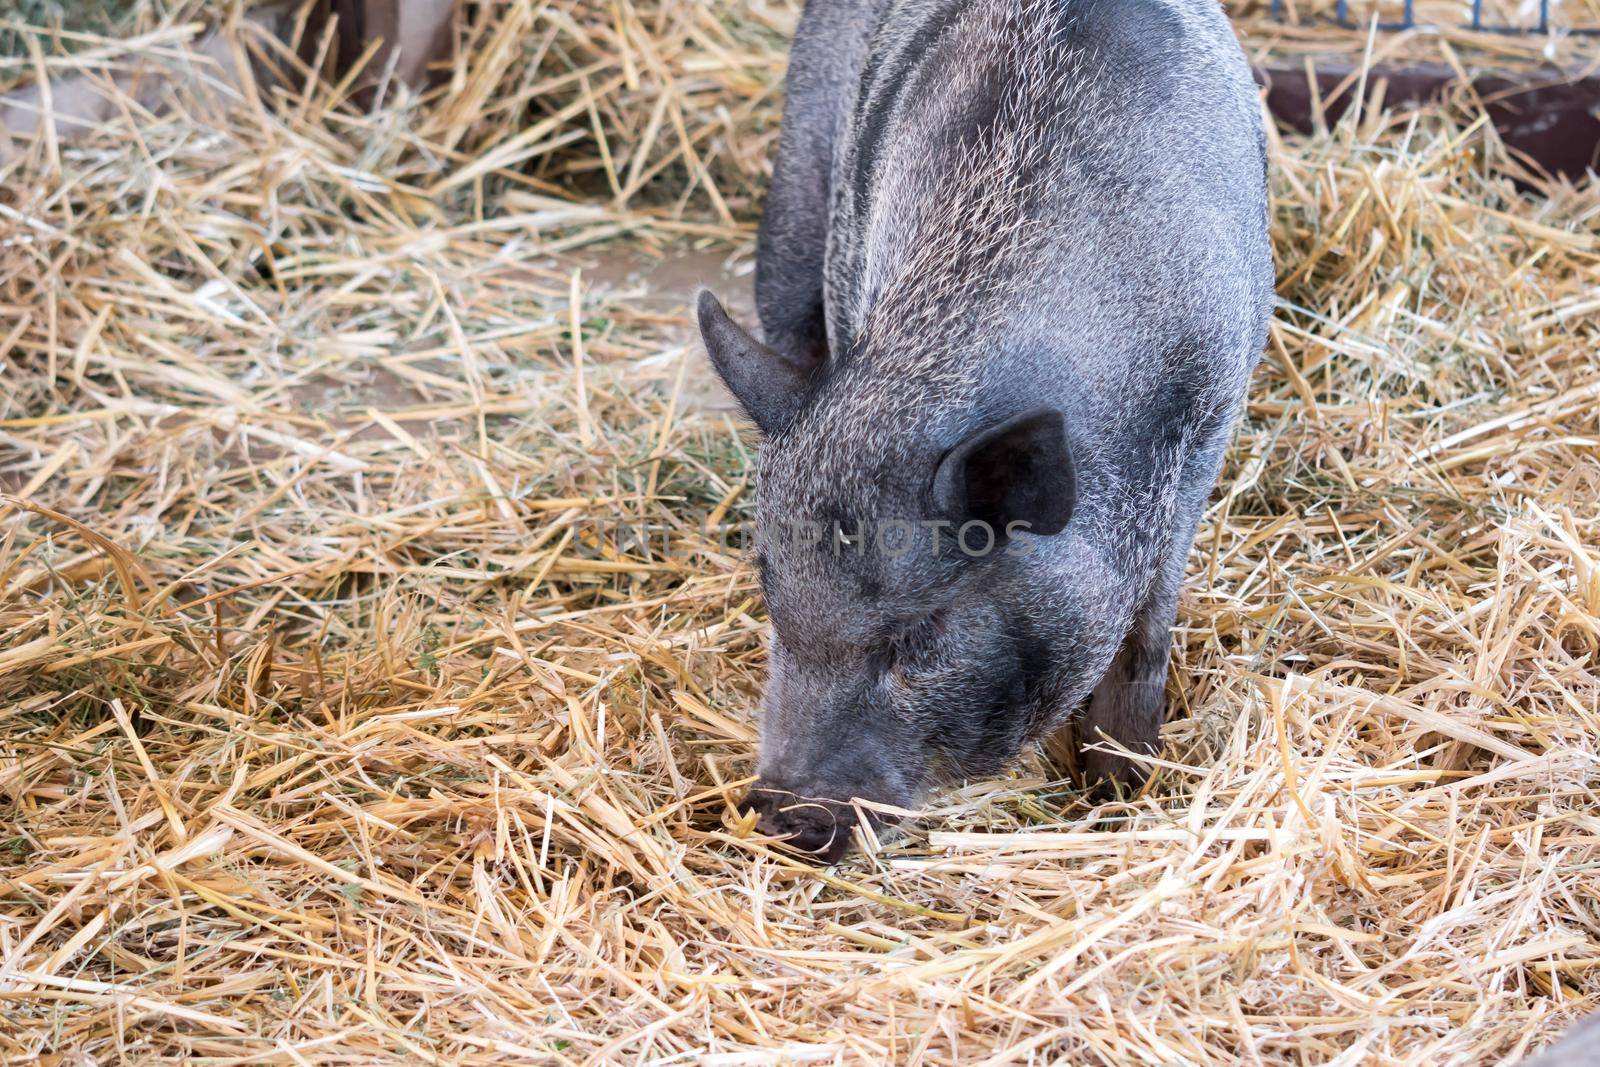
[742,785,859,864]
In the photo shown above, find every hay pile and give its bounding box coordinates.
[1,2,1597,1062]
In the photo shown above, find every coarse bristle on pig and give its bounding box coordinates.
[0,1,1596,1064]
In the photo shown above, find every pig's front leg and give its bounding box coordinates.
[1074,423,1239,793]
[1075,586,1174,794]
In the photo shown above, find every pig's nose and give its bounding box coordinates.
[742,786,857,863]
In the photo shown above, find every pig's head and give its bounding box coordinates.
[698,292,1077,862]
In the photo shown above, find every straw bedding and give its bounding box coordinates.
[0,2,1597,1063]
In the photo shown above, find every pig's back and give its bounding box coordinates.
[823,0,1272,428]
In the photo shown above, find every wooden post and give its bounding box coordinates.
[321,0,456,91]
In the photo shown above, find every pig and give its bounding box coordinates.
[698,0,1273,862]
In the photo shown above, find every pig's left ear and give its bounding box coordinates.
[696,290,817,434]
[932,408,1076,537]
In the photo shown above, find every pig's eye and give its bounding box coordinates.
[884,616,946,692]
[889,611,947,663]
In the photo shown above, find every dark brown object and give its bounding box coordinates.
[1258,61,1600,180]
[315,0,456,91]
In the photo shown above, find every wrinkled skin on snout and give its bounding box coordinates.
[750,585,1041,863]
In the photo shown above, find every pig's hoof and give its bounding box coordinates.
[1080,751,1153,802]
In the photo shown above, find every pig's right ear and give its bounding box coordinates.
[697,290,815,434]
[932,408,1076,538]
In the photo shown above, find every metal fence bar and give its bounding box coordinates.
[1273,0,1600,35]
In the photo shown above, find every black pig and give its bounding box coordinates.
[699,0,1273,861]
